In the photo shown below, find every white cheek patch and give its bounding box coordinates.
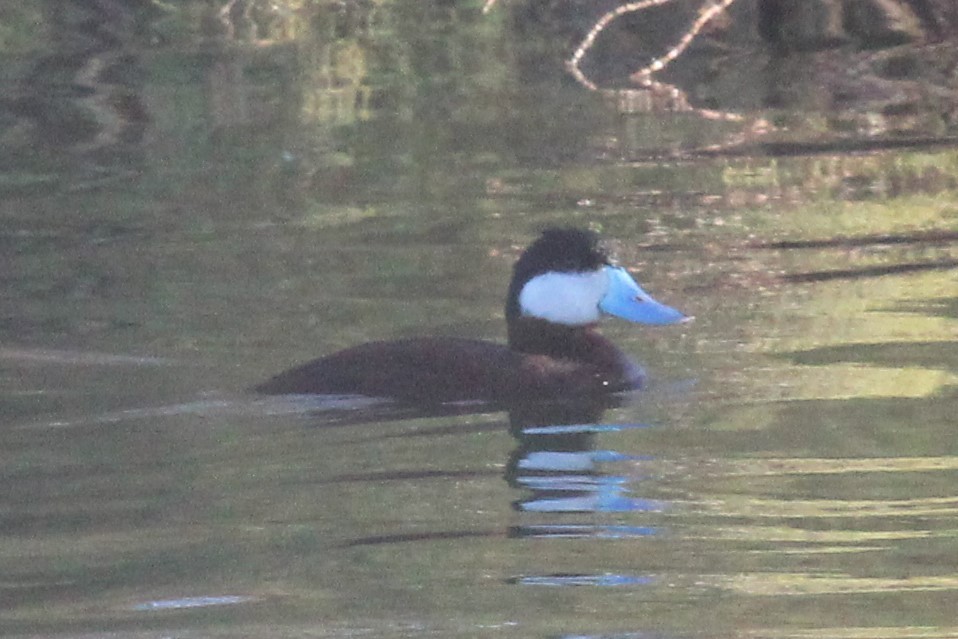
[518,270,609,325]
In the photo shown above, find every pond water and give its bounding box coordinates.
[2,3,958,638]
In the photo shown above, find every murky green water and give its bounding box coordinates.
[2,2,958,638]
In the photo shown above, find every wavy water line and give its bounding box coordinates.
[692,494,958,519]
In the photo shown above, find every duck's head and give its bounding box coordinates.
[505,228,688,328]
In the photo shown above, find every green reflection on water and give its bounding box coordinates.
[2,2,958,638]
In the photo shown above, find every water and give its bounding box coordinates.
[2,2,958,638]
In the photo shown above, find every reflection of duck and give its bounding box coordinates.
[255,228,687,402]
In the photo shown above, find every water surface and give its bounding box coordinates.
[2,3,958,638]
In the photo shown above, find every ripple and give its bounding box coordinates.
[132,594,255,611]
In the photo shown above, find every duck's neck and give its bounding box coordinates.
[507,317,646,390]
[507,317,611,362]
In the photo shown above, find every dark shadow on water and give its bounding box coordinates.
[750,229,958,250]
[781,259,958,283]
[895,296,958,320]
[778,340,958,371]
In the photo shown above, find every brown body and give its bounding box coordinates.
[254,320,644,403]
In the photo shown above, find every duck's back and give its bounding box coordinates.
[254,336,638,403]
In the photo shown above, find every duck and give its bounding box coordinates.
[254,228,688,403]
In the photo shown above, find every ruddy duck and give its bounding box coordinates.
[255,228,687,402]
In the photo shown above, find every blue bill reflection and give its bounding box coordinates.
[506,403,669,544]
